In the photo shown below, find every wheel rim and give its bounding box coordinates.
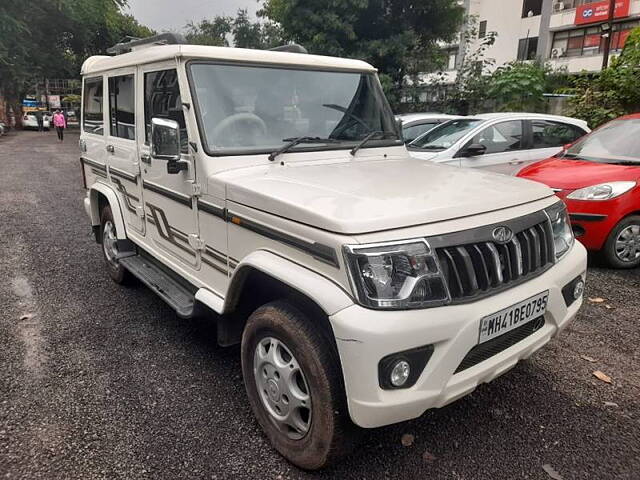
[253,337,312,440]
[614,224,640,263]
[102,220,119,268]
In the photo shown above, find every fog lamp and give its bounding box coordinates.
[390,360,411,387]
[573,279,585,300]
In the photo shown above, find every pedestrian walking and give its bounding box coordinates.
[35,110,44,132]
[52,109,66,141]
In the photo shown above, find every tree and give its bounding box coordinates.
[260,0,465,106]
[0,0,153,106]
[185,17,233,46]
[488,61,550,112]
[440,16,497,114]
[232,9,283,49]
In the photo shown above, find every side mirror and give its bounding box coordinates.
[151,117,187,174]
[461,143,487,157]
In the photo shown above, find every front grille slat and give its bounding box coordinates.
[437,219,553,303]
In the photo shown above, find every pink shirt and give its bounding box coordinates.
[53,113,66,128]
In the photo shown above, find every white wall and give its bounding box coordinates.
[468,0,542,71]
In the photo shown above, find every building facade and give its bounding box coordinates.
[449,0,640,76]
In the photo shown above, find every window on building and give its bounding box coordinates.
[82,77,103,135]
[447,50,458,70]
[551,20,640,58]
[530,120,587,149]
[522,0,543,18]
[517,37,539,60]
[144,69,187,152]
[479,20,487,38]
[108,74,135,140]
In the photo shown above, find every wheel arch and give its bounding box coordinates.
[88,183,127,240]
[196,250,354,346]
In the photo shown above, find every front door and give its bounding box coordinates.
[458,120,527,175]
[138,65,200,271]
[105,70,144,234]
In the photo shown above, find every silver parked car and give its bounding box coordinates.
[396,113,462,143]
[407,113,590,175]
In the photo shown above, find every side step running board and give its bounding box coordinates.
[119,255,196,318]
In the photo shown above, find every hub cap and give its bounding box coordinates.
[615,224,640,263]
[253,337,312,440]
[102,220,119,268]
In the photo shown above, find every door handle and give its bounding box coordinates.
[509,160,524,165]
[106,144,115,153]
[141,154,151,164]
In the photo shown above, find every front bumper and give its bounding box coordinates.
[329,241,587,428]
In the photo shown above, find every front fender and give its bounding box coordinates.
[220,250,354,316]
[88,183,127,239]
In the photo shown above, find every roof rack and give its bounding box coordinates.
[269,43,308,54]
[107,33,187,55]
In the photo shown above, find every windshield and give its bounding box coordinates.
[188,63,400,155]
[564,119,640,163]
[409,119,483,150]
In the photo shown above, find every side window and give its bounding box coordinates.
[403,122,439,143]
[531,120,586,149]
[471,121,523,154]
[108,74,135,140]
[144,69,187,152]
[82,77,104,135]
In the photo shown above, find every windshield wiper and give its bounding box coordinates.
[350,131,385,156]
[268,136,338,161]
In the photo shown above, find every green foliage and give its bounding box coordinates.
[0,0,153,103]
[260,0,465,107]
[185,17,233,46]
[488,61,549,112]
[568,26,640,128]
[185,9,284,50]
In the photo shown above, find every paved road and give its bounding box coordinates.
[1,130,639,479]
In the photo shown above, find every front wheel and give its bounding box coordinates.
[241,301,355,470]
[100,205,131,283]
[602,215,640,268]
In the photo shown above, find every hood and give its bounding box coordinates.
[519,158,640,190]
[222,156,554,234]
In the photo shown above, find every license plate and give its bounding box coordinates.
[478,291,549,344]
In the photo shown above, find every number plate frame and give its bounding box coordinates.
[478,291,549,344]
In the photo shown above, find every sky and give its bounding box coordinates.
[125,0,260,32]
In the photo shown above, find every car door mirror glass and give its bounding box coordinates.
[151,117,181,161]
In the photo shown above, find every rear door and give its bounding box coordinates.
[81,76,108,183]
[105,70,144,234]
[458,120,526,174]
[526,119,588,167]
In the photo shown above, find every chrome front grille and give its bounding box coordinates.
[436,220,554,302]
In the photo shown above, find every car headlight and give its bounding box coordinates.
[343,240,450,309]
[545,202,574,260]
[566,181,636,201]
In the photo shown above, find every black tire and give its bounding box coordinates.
[602,215,640,269]
[241,300,356,470]
[99,205,131,284]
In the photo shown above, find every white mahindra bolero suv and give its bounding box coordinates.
[79,34,587,470]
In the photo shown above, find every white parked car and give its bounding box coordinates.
[408,113,590,175]
[80,34,587,470]
[22,111,50,130]
[396,113,462,143]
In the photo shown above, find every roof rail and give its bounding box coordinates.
[107,33,187,55]
[269,43,308,54]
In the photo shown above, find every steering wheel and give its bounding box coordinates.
[211,113,267,145]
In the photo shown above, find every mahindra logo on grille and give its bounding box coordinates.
[492,226,513,244]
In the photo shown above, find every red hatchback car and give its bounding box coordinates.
[518,114,640,269]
